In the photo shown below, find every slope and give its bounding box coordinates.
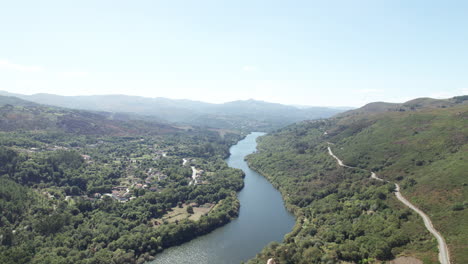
[246,96,467,264]
[0,95,179,136]
[0,95,246,263]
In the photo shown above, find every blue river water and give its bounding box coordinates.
[151,132,295,264]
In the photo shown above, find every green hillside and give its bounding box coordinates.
[0,97,247,263]
[246,97,467,264]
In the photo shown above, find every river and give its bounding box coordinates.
[150,132,295,264]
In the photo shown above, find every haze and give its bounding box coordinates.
[1,0,467,107]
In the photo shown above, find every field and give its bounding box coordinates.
[158,203,215,224]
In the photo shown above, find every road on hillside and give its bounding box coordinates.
[327,146,451,264]
[189,166,197,185]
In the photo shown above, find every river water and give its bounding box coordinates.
[150,132,295,264]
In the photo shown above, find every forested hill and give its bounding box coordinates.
[246,96,467,264]
[0,95,179,136]
[0,91,348,132]
[0,94,249,263]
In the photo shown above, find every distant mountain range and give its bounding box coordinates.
[0,91,350,131]
[0,95,179,136]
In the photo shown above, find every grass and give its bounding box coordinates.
[157,203,214,224]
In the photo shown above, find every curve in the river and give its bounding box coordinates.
[150,132,295,264]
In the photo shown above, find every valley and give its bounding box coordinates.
[2,2,467,263]
[0,94,466,264]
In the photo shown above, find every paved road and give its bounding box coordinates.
[327,146,451,264]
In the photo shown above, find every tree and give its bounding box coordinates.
[186,206,194,214]
[1,228,13,246]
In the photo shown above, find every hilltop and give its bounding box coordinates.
[246,96,467,264]
[337,96,467,117]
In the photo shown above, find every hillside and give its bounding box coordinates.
[0,96,248,263]
[0,91,346,131]
[337,96,467,118]
[246,96,467,264]
[0,95,179,136]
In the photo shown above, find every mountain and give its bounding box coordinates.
[0,91,347,131]
[337,96,467,118]
[0,95,179,136]
[246,96,468,264]
[0,95,38,107]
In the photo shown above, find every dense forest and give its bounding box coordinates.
[0,97,247,263]
[0,95,466,264]
[246,97,467,264]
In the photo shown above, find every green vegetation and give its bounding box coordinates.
[1,94,466,263]
[246,98,467,264]
[0,92,345,132]
[186,205,194,214]
[0,97,246,263]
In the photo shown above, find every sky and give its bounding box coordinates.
[1,0,467,107]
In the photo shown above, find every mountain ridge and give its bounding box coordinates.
[337,96,468,118]
[0,95,179,136]
[0,91,347,131]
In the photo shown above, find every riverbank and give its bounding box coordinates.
[150,132,295,264]
[246,128,442,263]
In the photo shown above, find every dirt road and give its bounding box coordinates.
[327,146,450,264]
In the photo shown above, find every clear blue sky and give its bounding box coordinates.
[1,0,467,107]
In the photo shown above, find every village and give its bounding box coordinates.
[41,144,207,203]
[21,137,219,230]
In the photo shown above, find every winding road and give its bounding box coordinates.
[189,166,198,186]
[327,146,451,264]
[182,158,198,186]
